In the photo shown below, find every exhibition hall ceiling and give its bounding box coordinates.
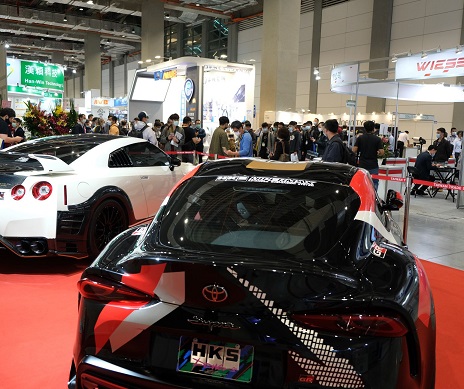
[0,0,262,66]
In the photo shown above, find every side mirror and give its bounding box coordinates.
[169,156,181,171]
[383,189,403,211]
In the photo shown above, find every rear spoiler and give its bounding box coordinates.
[29,154,74,173]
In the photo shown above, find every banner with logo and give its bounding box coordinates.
[6,58,64,91]
[330,63,359,89]
[396,48,464,80]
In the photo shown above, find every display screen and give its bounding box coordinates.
[131,76,170,102]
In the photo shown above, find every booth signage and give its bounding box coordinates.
[396,49,464,80]
[331,64,358,89]
[346,99,356,107]
[184,78,194,102]
[398,113,435,121]
[6,58,64,92]
[7,85,63,98]
[92,98,113,106]
[154,68,177,80]
[20,60,64,90]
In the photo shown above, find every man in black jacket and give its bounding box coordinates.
[71,114,86,134]
[322,119,344,163]
[0,108,23,147]
[433,127,453,163]
[411,145,437,196]
[352,121,384,190]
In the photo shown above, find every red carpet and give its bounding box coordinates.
[0,255,461,388]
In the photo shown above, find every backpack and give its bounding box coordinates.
[129,124,148,138]
[333,137,358,166]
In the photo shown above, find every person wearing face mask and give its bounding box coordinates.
[453,130,463,165]
[160,113,184,155]
[448,127,457,144]
[288,121,301,161]
[0,108,22,148]
[411,145,438,196]
[223,120,253,158]
[194,119,206,162]
[109,116,120,135]
[71,113,86,134]
[209,116,230,159]
[11,118,25,143]
[433,127,453,163]
[256,122,275,159]
[103,115,113,134]
[300,121,312,160]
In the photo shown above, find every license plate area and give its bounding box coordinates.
[177,336,254,383]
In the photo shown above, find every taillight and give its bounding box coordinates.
[11,185,26,200]
[292,313,408,337]
[77,276,152,303]
[32,181,53,200]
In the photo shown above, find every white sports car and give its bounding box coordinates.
[0,134,195,259]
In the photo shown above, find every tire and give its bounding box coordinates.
[87,199,128,258]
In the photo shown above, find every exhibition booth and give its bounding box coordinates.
[5,58,64,116]
[327,47,464,207]
[128,56,255,135]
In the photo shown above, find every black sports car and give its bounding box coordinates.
[69,159,435,389]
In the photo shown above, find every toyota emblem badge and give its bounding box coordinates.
[202,284,228,303]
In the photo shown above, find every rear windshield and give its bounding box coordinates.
[157,176,361,260]
[5,137,104,164]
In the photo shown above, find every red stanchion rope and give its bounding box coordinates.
[371,174,464,192]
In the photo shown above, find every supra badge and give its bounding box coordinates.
[188,315,240,331]
[202,284,228,303]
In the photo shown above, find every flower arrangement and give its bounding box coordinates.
[23,101,53,138]
[49,105,69,135]
[382,136,391,158]
[23,100,76,138]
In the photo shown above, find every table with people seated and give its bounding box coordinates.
[431,164,457,201]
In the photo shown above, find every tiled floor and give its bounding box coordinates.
[393,190,464,271]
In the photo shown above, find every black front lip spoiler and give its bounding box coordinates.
[70,356,190,389]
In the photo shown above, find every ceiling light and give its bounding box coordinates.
[131,28,135,34]
[121,35,126,38]
[421,51,427,59]
[137,60,143,64]
[315,74,321,81]
[313,68,319,75]
[79,7,83,11]
[145,59,152,63]
[220,54,227,59]
[155,55,161,59]
[87,0,94,4]
[391,55,398,63]
[4,42,10,48]
[72,69,76,73]
[196,3,200,6]
[63,15,68,21]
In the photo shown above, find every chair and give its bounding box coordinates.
[407,166,432,198]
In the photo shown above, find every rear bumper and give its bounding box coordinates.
[70,356,191,389]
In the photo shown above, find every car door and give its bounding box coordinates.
[125,143,190,216]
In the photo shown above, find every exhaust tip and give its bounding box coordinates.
[30,240,47,255]
[16,240,31,255]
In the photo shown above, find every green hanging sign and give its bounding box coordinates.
[20,61,64,91]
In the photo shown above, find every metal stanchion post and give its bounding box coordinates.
[403,171,412,245]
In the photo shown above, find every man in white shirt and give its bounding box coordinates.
[397,131,410,157]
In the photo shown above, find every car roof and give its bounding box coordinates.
[194,158,358,186]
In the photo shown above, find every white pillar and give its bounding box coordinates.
[260,0,300,122]
[84,34,102,91]
[0,45,7,104]
[141,0,165,61]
